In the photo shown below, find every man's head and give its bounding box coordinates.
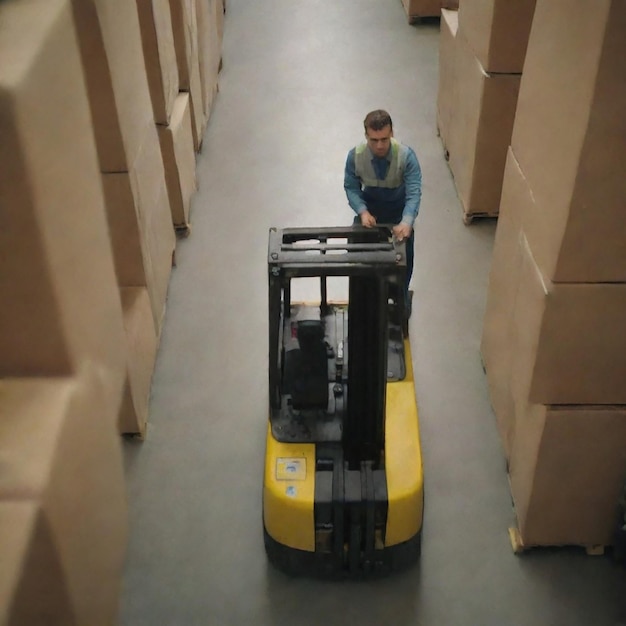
[364,110,393,158]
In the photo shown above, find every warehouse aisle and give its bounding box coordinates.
[119,1,626,624]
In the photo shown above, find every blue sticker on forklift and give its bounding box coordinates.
[276,457,306,481]
[286,486,297,498]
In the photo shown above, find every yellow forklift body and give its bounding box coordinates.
[263,339,423,552]
[263,435,316,551]
[264,226,423,576]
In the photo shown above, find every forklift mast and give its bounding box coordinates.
[267,225,407,465]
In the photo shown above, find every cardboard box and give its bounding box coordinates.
[196,0,220,120]
[118,287,159,435]
[458,0,536,73]
[169,0,192,88]
[216,0,225,49]
[510,404,626,547]
[448,32,521,217]
[511,0,626,283]
[484,145,626,451]
[437,9,459,151]
[0,0,126,400]
[131,124,176,331]
[101,173,149,288]
[158,93,197,227]
[0,370,128,624]
[71,0,155,172]
[510,238,626,407]
[136,0,179,125]
[402,0,458,19]
[170,0,205,150]
[0,502,76,625]
[480,148,529,458]
[101,167,170,335]
[102,125,176,334]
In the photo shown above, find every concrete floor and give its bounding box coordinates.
[119,1,626,624]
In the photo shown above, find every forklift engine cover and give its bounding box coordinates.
[263,226,424,578]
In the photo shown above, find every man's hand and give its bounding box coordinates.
[360,210,377,228]
[393,222,412,242]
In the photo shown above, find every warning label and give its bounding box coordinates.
[276,457,306,481]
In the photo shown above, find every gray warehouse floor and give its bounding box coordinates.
[119,1,626,624]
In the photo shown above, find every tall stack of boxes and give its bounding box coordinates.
[0,1,129,621]
[437,0,536,223]
[72,0,177,435]
[72,0,221,434]
[0,0,223,619]
[481,0,626,548]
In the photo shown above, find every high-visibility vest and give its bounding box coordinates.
[354,138,409,188]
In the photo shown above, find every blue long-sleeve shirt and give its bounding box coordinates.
[344,144,422,227]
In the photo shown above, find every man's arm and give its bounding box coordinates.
[344,149,367,216]
[400,148,422,228]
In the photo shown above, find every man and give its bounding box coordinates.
[344,109,422,317]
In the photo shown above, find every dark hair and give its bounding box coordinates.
[364,110,393,133]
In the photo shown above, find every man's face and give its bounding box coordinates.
[365,125,393,158]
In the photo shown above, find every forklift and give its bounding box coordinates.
[263,225,424,577]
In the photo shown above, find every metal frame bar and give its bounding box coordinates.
[268,226,406,275]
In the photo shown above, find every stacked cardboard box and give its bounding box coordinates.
[158,93,197,227]
[1,0,225,615]
[71,0,176,434]
[0,372,128,625]
[0,0,127,398]
[436,9,458,156]
[159,0,222,228]
[0,0,128,621]
[137,0,179,126]
[71,0,177,328]
[438,0,536,222]
[481,0,626,548]
[170,0,204,152]
[402,0,459,22]
[216,0,226,54]
[136,0,197,233]
[196,0,222,120]
[70,0,222,432]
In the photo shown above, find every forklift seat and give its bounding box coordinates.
[283,320,329,410]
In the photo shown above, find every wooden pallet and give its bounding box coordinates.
[407,15,442,25]
[508,527,607,556]
[437,136,497,225]
[462,211,499,226]
[174,222,192,238]
[122,426,147,442]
